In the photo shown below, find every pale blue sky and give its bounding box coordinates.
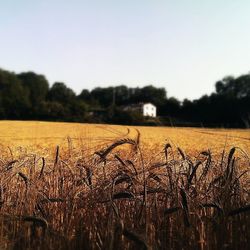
[1,0,250,100]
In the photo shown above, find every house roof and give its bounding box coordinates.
[143,102,156,107]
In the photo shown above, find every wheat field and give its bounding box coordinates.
[0,120,249,153]
[0,121,249,249]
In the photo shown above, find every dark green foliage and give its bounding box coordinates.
[110,108,145,125]
[0,67,249,127]
[48,82,75,103]
[180,74,250,127]
[17,72,49,105]
[0,69,30,118]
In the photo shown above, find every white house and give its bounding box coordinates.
[142,103,157,117]
[123,102,157,118]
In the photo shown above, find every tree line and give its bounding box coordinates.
[0,68,249,127]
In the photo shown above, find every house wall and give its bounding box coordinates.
[143,103,157,117]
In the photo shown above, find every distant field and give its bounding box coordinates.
[0,120,249,155]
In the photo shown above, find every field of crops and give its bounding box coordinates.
[0,121,249,249]
[0,120,249,154]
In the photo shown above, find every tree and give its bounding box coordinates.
[41,101,69,121]
[0,69,30,118]
[78,89,91,101]
[17,72,49,108]
[110,107,145,125]
[215,74,250,98]
[158,97,181,116]
[68,100,87,122]
[48,82,75,103]
[91,87,114,107]
[129,85,167,107]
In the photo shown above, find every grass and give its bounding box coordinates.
[0,121,249,249]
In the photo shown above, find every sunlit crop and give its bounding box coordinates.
[0,121,249,249]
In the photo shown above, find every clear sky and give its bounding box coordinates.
[1,0,250,100]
